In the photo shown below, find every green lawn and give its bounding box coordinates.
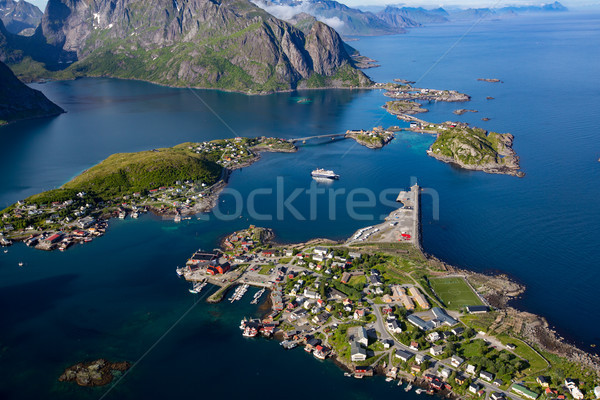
[348,275,367,286]
[258,265,272,275]
[429,277,483,309]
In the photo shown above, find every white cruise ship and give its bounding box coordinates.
[311,168,339,179]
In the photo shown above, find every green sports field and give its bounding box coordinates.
[429,277,483,309]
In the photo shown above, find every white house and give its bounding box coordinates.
[469,384,480,394]
[466,364,477,375]
[441,368,452,379]
[314,246,328,256]
[427,331,441,342]
[351,341,367,362]
[386,319,402,334]
[349,326,368,347]
[430,345,444,356]
[451,355,464,368]
[480,371,494,382]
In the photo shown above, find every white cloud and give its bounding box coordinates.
[316,15,345,29]
[251,0,345,30]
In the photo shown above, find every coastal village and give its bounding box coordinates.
[0,78,525,256]
[176,185,600,400]
[0,136,296,252]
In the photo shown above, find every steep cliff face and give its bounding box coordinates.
[0,0,42,34]
[0,59,64,125]
[29,0,371,92]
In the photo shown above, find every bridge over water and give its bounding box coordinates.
[288,133,347,143]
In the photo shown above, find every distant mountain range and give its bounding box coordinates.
[0,57,63,125]
[0,0,372,93]
[255,1,568,37]
[0,0,42,35]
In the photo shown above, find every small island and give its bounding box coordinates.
[478,78,503,83]
[377,82,471,103]
[384,100,429,115]
[453,109,478,115]
[345,127,396,149]
[427,123,524,177]
[0,137,297,251]
[59,359,130,387]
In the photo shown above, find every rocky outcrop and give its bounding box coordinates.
[453,109,477,115]
[58,359,131,387]
[428,128,525,177]
[384,100,428,115]
[7,0,371,92]
[0,59,64,125]
[0,0,42,35]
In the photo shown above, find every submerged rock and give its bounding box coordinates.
[59,359,131,387]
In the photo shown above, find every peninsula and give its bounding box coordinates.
[0,137,296,250]
[177,185,600,399]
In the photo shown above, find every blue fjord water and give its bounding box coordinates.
[0,12,599,399]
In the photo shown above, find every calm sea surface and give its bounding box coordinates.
[0,12,599,399]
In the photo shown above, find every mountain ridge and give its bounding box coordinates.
[0,0,42,35]
[1,0,373,93]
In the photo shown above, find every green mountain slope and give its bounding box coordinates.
[3,0,372,93]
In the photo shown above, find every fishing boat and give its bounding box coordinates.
[405,383,413,391]
[188,281,206,294]
[176,266,185,276]
[250,288,266,304]
[242,326,258,337]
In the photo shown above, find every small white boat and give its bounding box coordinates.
[405,383,413,391]
[415,388,424,395]
[18,262,23,267]
[3,250,7,253]
[188,281,206,294]
[386,377,393,382]
[343,372,352,377]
